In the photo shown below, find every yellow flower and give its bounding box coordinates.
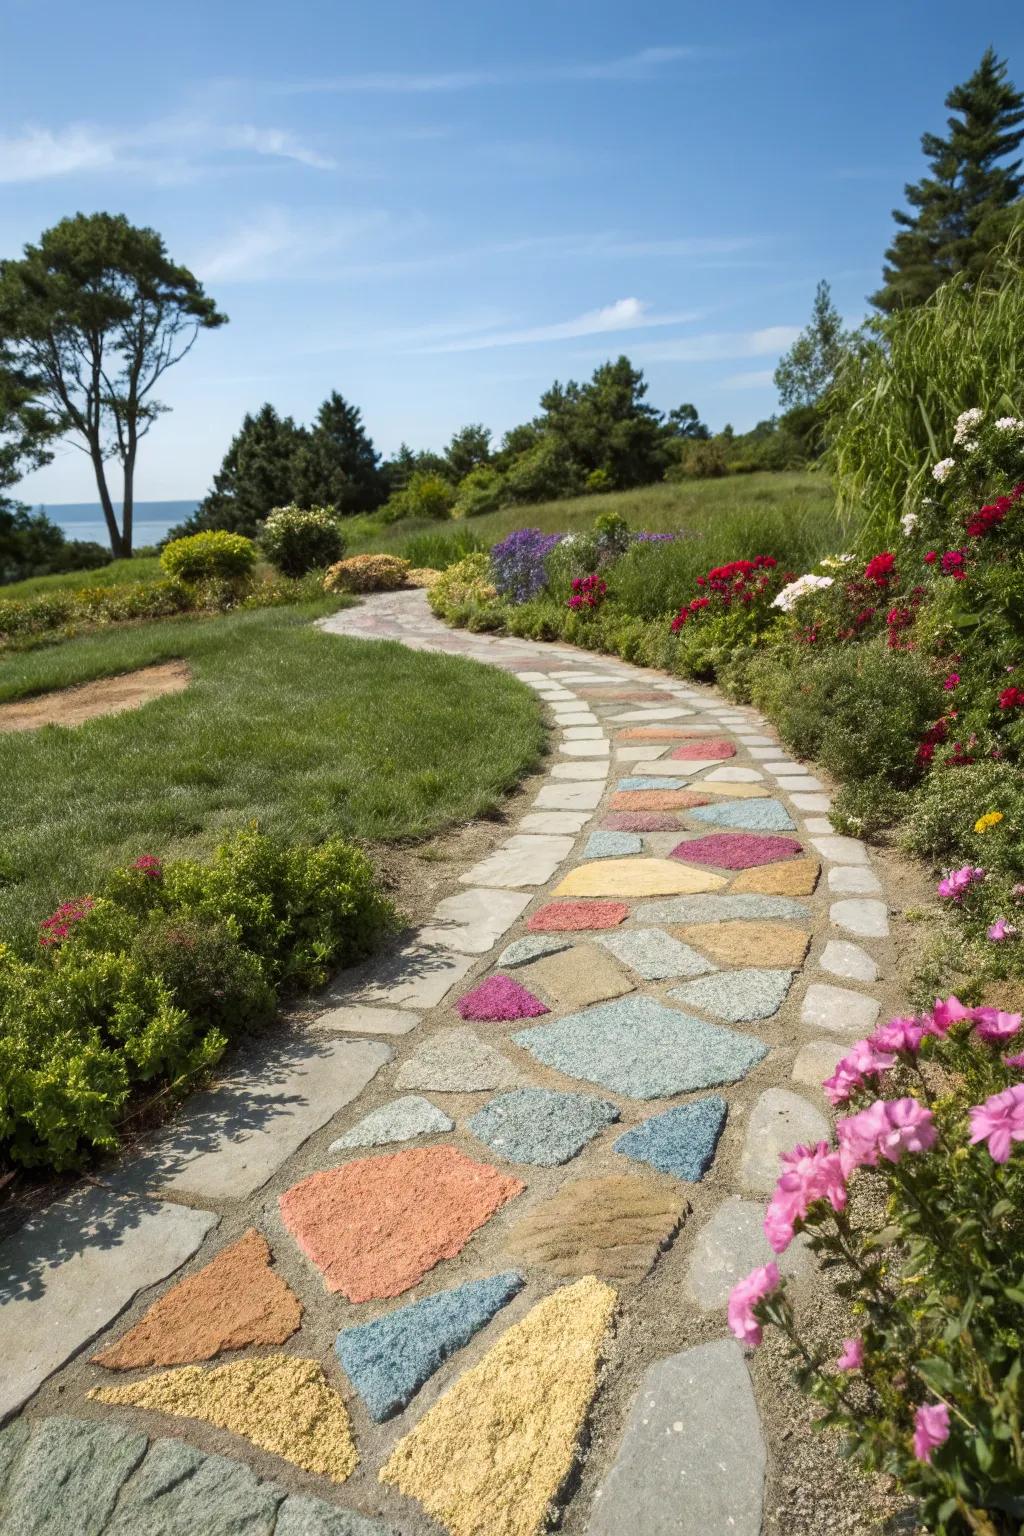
[974,811,1004,833]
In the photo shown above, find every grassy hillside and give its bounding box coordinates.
[2,554,162,598]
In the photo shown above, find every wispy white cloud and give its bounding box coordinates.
[196,208,388,281]
[628,325,801,363]
[279,45,700,95]
[0,115,337,184]
[411,297,701,353]
[716,368,776,388]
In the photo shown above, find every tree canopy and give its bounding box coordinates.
[774,281,850,410]
[0,212,226,556]
[872,49,1024,312]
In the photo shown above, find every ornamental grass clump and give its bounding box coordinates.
[729,995,1024,1535]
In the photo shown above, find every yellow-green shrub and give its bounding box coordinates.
[160,531,256,585]
[323,554,410,593]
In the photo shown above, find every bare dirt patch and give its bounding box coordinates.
[0,661,190,732]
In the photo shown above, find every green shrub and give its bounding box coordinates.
[0,829,394,1170]
[453,466,507,519]
[259,505,346,577]
[428,554,497,616]
[160,530,256,585]
[384,472,455,522]
[901,760,1024,873]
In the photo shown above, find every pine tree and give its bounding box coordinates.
[774,281,849,409]
[293,391,386,514]
[173,404,306,538]
[872,49,1024,312]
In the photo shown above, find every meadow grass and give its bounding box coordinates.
[0,600,544,950]
[2,554,164,597]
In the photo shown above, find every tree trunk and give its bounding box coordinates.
[121,443,136,558]
[90,449,125,559]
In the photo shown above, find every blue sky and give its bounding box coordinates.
[4,0,1023,503]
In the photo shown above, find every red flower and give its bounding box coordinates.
[999,686,1024,711]
[133,854,163,879]
[940,549,968,580]
[39,896,95,948]
[864,552,896,586]
[923,551,938,565]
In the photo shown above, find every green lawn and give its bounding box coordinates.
[0,600,544,951]
[2,554,163,598]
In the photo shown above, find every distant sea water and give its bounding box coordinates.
[33,501,200,549]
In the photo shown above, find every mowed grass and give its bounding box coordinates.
[0,601,544,950]
[2,554,163,598]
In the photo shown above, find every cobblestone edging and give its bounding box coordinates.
[0,590,895,1536]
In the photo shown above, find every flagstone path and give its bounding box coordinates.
[0,590,897,1536]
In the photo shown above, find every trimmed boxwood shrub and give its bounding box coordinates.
[160,531,256,585]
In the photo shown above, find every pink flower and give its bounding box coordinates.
[968,1083,1024,1162]
[836,1337,864,1372]
[823,1040,895,1105]
[930,995,973,1035]
[876,1098,938,1161]
[913,1402,950,1463]
[943,673,960,691]
[837,1101,889,1175]
[987,917,1018,942]
[764,1141,847,1251]
[971,1007,1022,1044]
[871,1016,927,1054]
[727,1263,780,1346]
[937,866,985,901]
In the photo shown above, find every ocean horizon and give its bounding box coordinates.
[33,500,200,548]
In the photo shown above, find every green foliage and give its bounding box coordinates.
[827,231,1024,541]
[0,829,393,1169]
[0,577,192,643]
[444,423,492,481]
[873,49,1024,312]
[159,531,256,602]
[0,505,109,586]
[665,438,728,478]
[428,553,497,615]
[323,553,410,592]
[292,391,386,515]
[0,212,226,558]
[383,472,455,522]
[536,355,667,490]
[177,403,307,540]
[453,465,507,519]
[397,526,487,568]
[259,504,346,577]
[774,280,850,410]
[502,436,581,504]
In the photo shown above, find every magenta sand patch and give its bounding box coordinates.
[669,833,804,870]
[602,811,681,833]
[457,976,549,1022]
[668,739,736,761]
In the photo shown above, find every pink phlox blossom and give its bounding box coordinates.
[971,1007,1022,1044]
[727,1263,780,1347]
[1003,1050,1024,1069]
[763,1142,847,1252]
[836,1337,864,1372]
[942,673,960,691]
[987,917,1018,942]
[929,995,973,1035]
[822,1040,895,1105]
[968,1083,1024,1163]
[913,1402,950,1463]
[937,866,985,901]
[837,1099,936,1175]
[871,1016,927,1053]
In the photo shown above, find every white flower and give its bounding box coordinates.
[960,440,979,454]
[818,553,854,570]
[771,573,834,612]
[953,407,983,444]
[995,416,1024,432]
[932,458,955,483]
[900,511,919,536]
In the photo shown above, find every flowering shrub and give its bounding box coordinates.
[323,554,410,593]
[490,528,562,602]
[405,566,442,589]
[730,994,1024,1534]
[428,554,498,616]
[670,555,782,631]
[567,574,607,612]
[259,504,346,577]
[0,829,394,1170]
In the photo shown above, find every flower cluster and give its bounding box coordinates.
[998,684,1024,711]
[39,896,95,947]
[974,811,1003,833]
[964,481,1024,537]
[863,551,896,587]
[133,854,163,879]
[670,556,781,631]
[567,574,608,611]
[490,528,562,603]
[771,572,834,612]
[937,863,986,900]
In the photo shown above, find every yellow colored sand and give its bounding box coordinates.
[731,858,821,896]
[694,782,769,799]
[380,1276,617,1536]
[90,1355,357,1483]
[554,858,726,899]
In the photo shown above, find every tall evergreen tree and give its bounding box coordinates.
[539,356,666,488]
[173,404,306,538]
[293,391,386,514]
[872,49,1024,312]
[774,281,850,409]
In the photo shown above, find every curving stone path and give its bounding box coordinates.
[0,589,897,1536]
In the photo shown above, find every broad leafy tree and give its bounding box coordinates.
[872,49,1024,311]
[294,391,386,514]
[0,213,226,557]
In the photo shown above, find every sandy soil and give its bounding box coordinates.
[0,661,190,732]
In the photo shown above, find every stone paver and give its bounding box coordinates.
[636,893,811,924]
[828,864,883,895]
[740,1089,831,1192]
[587,1340,765,1536]
[380,1278,616,1536]
[338,938,475,1011]
[315,1003,420,1036]
[534,781,605,811]
[528,898,629,931]
[819,939,879,983]
[0,1418,147,1536]
[279,1148,524,1301]
[514,997,767,1098]
[329,1095,454,1151]
[670,832,803,869]
[811,834,868,864]
[506,1175,684,1282]
[118,1037,391,1203]
[335,1271,525,1422]
[614,1097,727,1180]
[497,933,571,967]
[468,1088,620,1165]
[459,835,574,889]
[830,898,891,938]
[583,830,643,859]
[92,1229,301,1370]
[518,942,635,1006]
[685,1195,810,1309]
[688,798,796,831]
[792,1038,848,1090]
[421,888,533,953]
[395,1028,530,1091]
[678,920,810,969]
[593,926,714,981]
[0,1186,217,1419]
[800,981,881,1036]
[670,967,794,1022]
